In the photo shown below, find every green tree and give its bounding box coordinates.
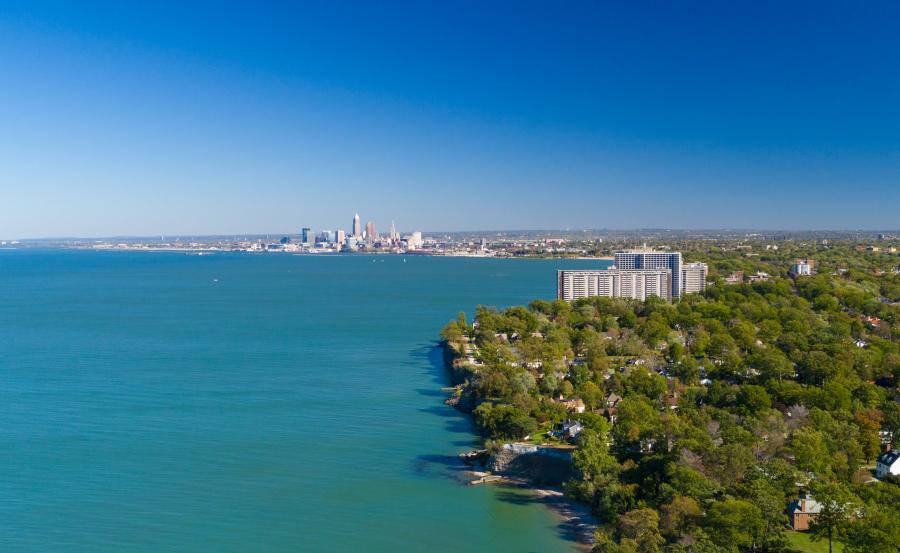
[853,408,883,463]
[472,403,537,439]
[573,425,615,481]
[659,495,702,541]
[789,428,832,476]
[735,385,772,416]
[844,504,900,553]
[809,482,861,553]
[611,396,661,457]
[704,499,764,552]
[617,508,664,553]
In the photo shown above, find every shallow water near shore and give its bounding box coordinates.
[0,250,610,552]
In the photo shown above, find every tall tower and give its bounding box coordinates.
[613,249,683,299]
[389,221,397,242]
[352,213,361,237]
[365,221,376,241]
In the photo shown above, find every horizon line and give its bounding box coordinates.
[7,228,900,242]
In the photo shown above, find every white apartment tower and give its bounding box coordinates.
[614,249,683,299]
[557,269,672,302]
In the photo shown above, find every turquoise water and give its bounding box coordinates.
[0,250,610,552]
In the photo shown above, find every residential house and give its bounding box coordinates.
[875,450,900,479]
[558,397,586,414]
[864,315,883,328]
[604,393,622,424]
[560,420,584,441]
[788,491,822,531]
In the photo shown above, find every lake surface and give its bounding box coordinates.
[0,250,610,552]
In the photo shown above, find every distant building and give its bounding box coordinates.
[406,231,424,250]
[791,258,815,276]
[876,450,900,479]
[557,269,672,302]
[301,227,313,245]
[389,221,399,242]
[335,229,346,246]
[345,236,361,250]
[788,491,822,531]
[725,271,744,284]
[614,249,683,299]
[352,213,362,237]
[365,221,376,241]
[681,262,708,294]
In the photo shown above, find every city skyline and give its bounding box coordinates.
[3,3,900,238]
[8,223,900,242]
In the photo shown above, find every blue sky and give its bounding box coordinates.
[1,1,898,238]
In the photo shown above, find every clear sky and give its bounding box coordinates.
[1,1,898,238]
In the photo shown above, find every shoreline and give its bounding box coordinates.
[1,247,614,261]
[444,340,597,550]
[502,478,597,550]
[461,470,597,550]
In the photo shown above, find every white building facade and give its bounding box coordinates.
[614,250,683,299]
[557,269,672,302]
[681,262,708,294]
[876,450,900,479]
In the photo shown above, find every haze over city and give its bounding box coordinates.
[2,1,899,238]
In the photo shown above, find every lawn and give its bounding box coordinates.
[785,530,845,553]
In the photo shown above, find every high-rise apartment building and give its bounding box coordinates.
[614,249,683,299]
[557,269,672,302]
[681,262,708,294]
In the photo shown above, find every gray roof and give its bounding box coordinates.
[877,450,900,466]
[788,497,822,515]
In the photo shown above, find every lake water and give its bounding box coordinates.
[0,250,611,552]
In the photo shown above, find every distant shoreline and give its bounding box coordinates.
[0,247,616,261]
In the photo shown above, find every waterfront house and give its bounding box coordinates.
[875,450,900,479]
[560,420,584,441]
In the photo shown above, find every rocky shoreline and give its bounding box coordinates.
[442,341,597,549]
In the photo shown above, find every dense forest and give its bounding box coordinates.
[441,242,900,553]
